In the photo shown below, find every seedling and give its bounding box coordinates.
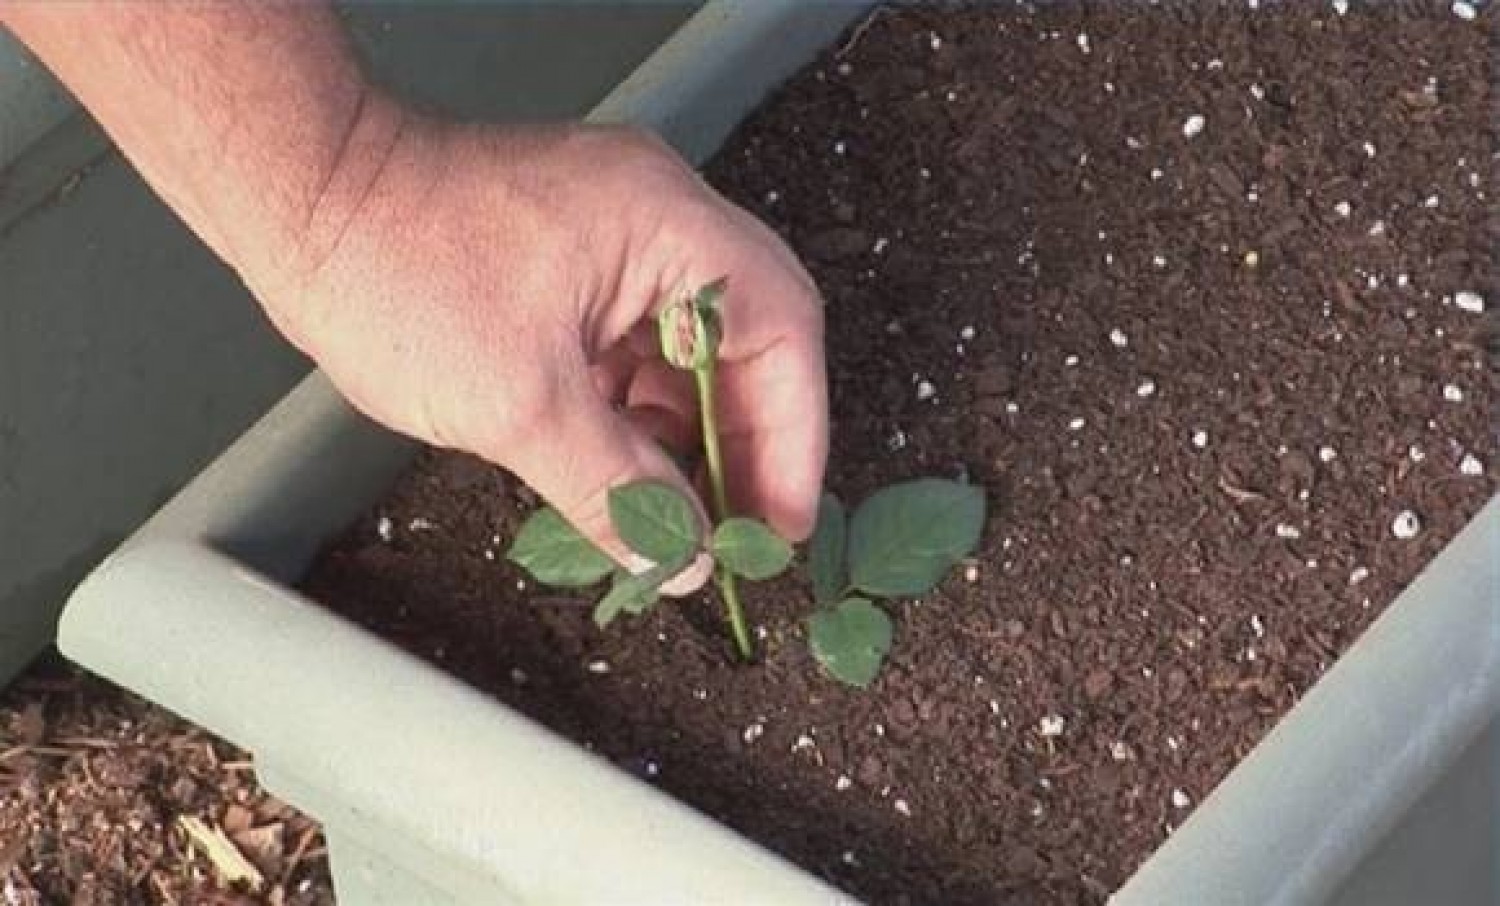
[510,280,785,660]
[804,481,985,686]
[508,279,986,684]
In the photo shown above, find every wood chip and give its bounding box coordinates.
[176,815,265,892]
[12,702,46,746]
[0,832,27,875]
[230,822,286,877]
[222,804,255,834]
[1217,476,1267,504]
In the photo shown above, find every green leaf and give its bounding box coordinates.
[593,552,692,629]
[608,480,702,564]
[808,598,893,688]
[711,518,793,580]
[847,479,986,597]
[809,492,848,605]
[506,507,613,588]
[695,276,728,312]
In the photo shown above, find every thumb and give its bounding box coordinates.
[498,374,713,597]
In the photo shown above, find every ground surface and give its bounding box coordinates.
[0,659,331,904]
[304,4,1497,905]
[4,4,1495,905]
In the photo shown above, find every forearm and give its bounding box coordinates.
[0,2,401,312]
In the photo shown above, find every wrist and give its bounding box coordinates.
[239,88,415,343]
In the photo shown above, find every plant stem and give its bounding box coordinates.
[695,359,753,660]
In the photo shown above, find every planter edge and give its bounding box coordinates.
[63,540,854,904]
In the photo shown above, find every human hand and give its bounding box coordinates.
[259,112,828,591]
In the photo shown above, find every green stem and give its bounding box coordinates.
[695,359,753,660]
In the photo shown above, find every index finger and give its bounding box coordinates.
[708,221,828,540]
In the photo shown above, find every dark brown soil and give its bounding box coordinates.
[0,657,332,905]
[302,5,1497,905]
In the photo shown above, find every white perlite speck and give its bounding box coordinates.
[1077,33,1090,53]
[1275,523,1302,540]
[1109,741,1132,761]
[894,799,912,816]
[1191,429,1209,449]
[742,722,765,745]
[1363,141,1377,157]
[1137,378,1158,398]
[1409,444,1427,463]
[959,325,977,341]
[1171,789,1193,809]
[1039,714,1066,737]
[1460,453,1485,476]
[1332,0,1350,13]
[928,31,943,51]
[1182,114,1206,138]
[1068,417,1087,431]
[1318,445,1338,463]
[586,659,611,675]
[1391,510,1422,540]
[1334,200,1352,218]
[1349,566,1371,585]
[1454,290,1486,313]
[1249,83,1266,100]
[1250,614,1266,638]
[1443,384,1465,403]
[1109,328,1129,348]
[1452,0,1478,19]
[376,516,394,542]
[835,775,854,792]
[916,380,937,402]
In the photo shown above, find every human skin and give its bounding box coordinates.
[0,3,829,592]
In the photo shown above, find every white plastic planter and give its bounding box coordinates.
[56,4,1498,904]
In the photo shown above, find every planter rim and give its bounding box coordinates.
[67,539,855,905]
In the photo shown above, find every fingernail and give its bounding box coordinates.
[659,551,714,597]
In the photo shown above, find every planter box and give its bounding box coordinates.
[56,4,1498,904]
[0,3,694,687]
